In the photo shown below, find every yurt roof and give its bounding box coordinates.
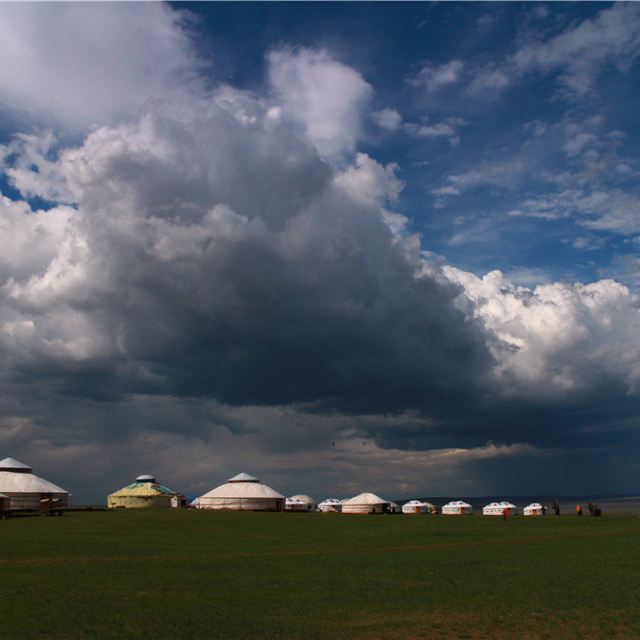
[0,457,33,473]
[318,498,342,505]
[200,475,284,500]
[444,500,472,508]
[525,502,543,509]
[485,501,516,509]
[343,492,388,505]
[136,474,156,483]
[287,494,316,503]
[109,479,178,498]
[0,470,68,494]
[227,472,259,483]
[405,500,435,507]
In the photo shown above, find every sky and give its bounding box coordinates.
[0,2,639,503]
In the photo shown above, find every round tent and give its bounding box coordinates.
[0,457,71,511]
[318,498,342,513]
[197,473,285,511]
[402,500,437,514]
[442,500,473,515]
[108,475,186,509]
[285,494,317,512]
[341,492,389,515]
[523,503,546,516]
[483,501,518,516]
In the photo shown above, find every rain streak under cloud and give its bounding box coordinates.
[0,2,639,502]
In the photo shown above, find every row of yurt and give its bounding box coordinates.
[400,500,550,516]
[482,501,518,516]
[0,455,554,517]
[0,458,71,511]
[107,475,187,509]
[415,500,547,516]
[481,501,549,516]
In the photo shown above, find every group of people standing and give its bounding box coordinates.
[549,499,602,517]
[576,501,602,516]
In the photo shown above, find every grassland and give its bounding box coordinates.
[1,510,639,639]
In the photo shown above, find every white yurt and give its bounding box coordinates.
[442,500,473,515]
[483,501,518,516]
[318,498,342,513]
[285,494,317,512]
[402,500,437,514]
[0,457,71,511]
[341,492,389,515]
[387,501,401,514]
[523,503,546,516]
[197,472,285,511]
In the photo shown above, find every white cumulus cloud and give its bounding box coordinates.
[268,47,373,159]
[444,267,640,397]
[0,3,203,131]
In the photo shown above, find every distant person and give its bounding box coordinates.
[594,504,602,517]
[576,504,583,516]
[588,502,594,515]
[552,499,560,516]
[502,506,509,521]
[542,504,547,515]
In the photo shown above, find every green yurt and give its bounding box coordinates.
[107,475,186,509]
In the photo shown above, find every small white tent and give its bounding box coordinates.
[341,492,389,515]
[0,458,71,511]
[483,501,518,516]
[197,473,285,511]
[402,500,437,514]
[285,494,317,512]
[523,503,546,516]
[318,498,342,513]
[442,500,473,515]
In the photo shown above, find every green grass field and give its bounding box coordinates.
[1,510,639,639]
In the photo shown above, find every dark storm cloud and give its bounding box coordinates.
[0,105,492,415]
[1,88,639,463]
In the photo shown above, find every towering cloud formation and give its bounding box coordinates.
[0,100,489,411]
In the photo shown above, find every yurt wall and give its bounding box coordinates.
[108,494,173,509]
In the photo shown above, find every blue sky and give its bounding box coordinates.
[187,2,640,285]
[0,3,639,502]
